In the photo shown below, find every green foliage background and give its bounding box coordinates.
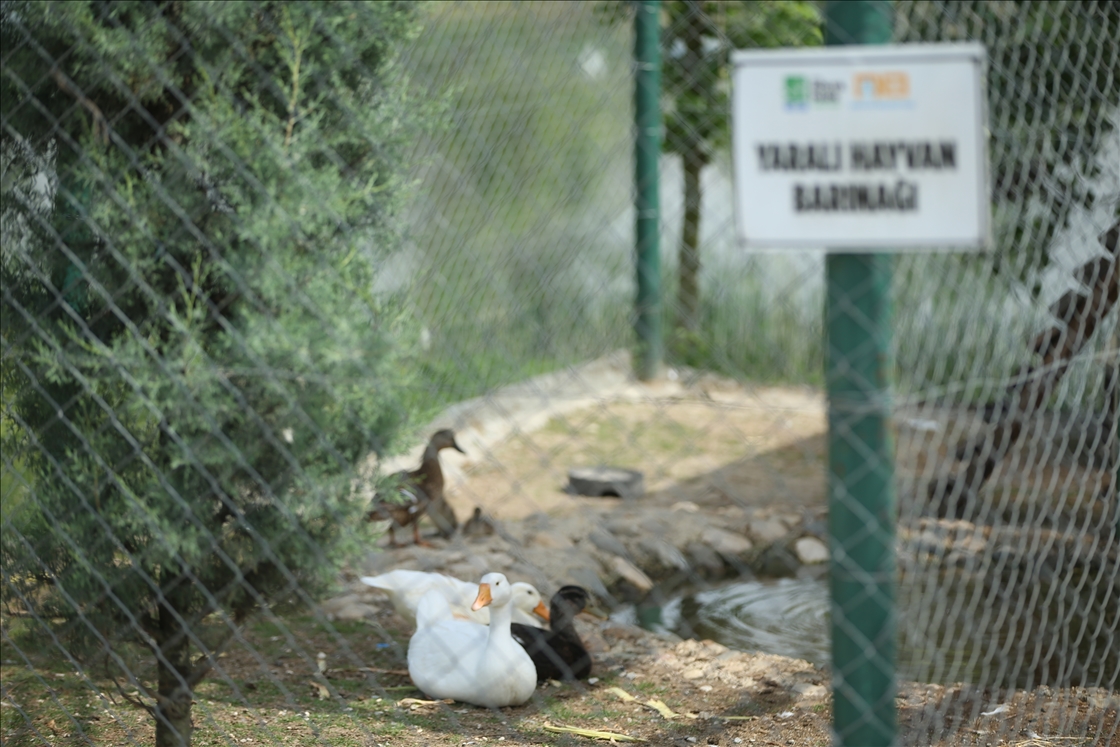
[1,0,426,699]
[397,1,637,403]
[2,0,1116,673]
[898,0,1120,285]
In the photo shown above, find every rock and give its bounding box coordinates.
[573,618,612,654]
[794,683,828,701]
[755,544,800,577]
[604,513,643,537]
[701,527,753,557]
[639,537,690,571]
[520,512,553,535]
[320,593,361,612]
[319,594,378,621]
[600,621,647,644]
[671,501,701,512]
[747,517,788,543]
[774,512,802,530]
[607,556,654,591]
[700,640,728,656]
[674,639,706,658]
[683,668,706,680]
[685,541,725,575]
[794,536,829,564]
[528,532,574,550]
[590,528,632,558]
[568,566,612,600]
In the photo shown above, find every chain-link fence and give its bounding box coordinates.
[2,1,1118,746]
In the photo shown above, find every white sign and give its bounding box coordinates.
[731,43,989,251]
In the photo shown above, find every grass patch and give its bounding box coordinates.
[0,606,419,747]
[632,681,667,695]
[5,604,675,747]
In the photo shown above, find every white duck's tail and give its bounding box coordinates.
[359,575,392,590]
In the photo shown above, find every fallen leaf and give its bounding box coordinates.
[397,697,450,709]
[309,681,330,699]
[645,698,697,720]
[605,686,637,703]
[603,687,696,720]
[542,722,645,742]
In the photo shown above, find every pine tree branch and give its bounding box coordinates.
[185,625,243,688]
[49,67,109,146]
[102,651,157,716]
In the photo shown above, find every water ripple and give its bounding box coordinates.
[682,577,831,667]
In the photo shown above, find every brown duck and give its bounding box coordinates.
[366,429,464,546]
[461,506,497,538]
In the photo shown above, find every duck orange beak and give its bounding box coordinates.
[471,582,492,611]
[532,600,550,622]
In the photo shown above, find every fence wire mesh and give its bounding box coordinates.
[1,2,1117,747]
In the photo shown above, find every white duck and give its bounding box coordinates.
[407,572,537,708]
[360,570,548,628]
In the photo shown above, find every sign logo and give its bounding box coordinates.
[732,43,989,250]
[851,71,911,108]
[785,76,809,108]
[784,76,844,110]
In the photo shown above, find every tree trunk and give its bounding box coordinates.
[677,148,703,333]
[674,3,707,336]
[155,680,193,747]
[155,585,195,747]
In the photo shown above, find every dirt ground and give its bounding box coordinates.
[5,355,1116,747]
[401,356,830,526]
[343,355,1117,747]
[403,351,1112,532]
[20,598,1107,747]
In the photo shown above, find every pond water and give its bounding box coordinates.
[680,577,832,667]
[612,576,832,668]
[614,568,1118,689]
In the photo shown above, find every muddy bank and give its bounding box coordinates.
[319,565,1118,747]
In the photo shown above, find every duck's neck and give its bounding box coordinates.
[487,599,513,642]
[551,608,577,636]
[415,444,445,492]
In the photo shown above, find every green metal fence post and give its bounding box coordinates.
[823,2,897,746]
[634,0,663,381]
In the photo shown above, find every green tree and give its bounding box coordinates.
[898,0,1120,285]
[601,1,822,341]
[1,2,425,745]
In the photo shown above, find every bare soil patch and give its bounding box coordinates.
[439,377,828,525]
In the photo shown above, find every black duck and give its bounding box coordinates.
[510,585,592,681]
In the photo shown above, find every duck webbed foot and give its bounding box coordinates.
[412,524,436,548]
[384,525,409,548]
